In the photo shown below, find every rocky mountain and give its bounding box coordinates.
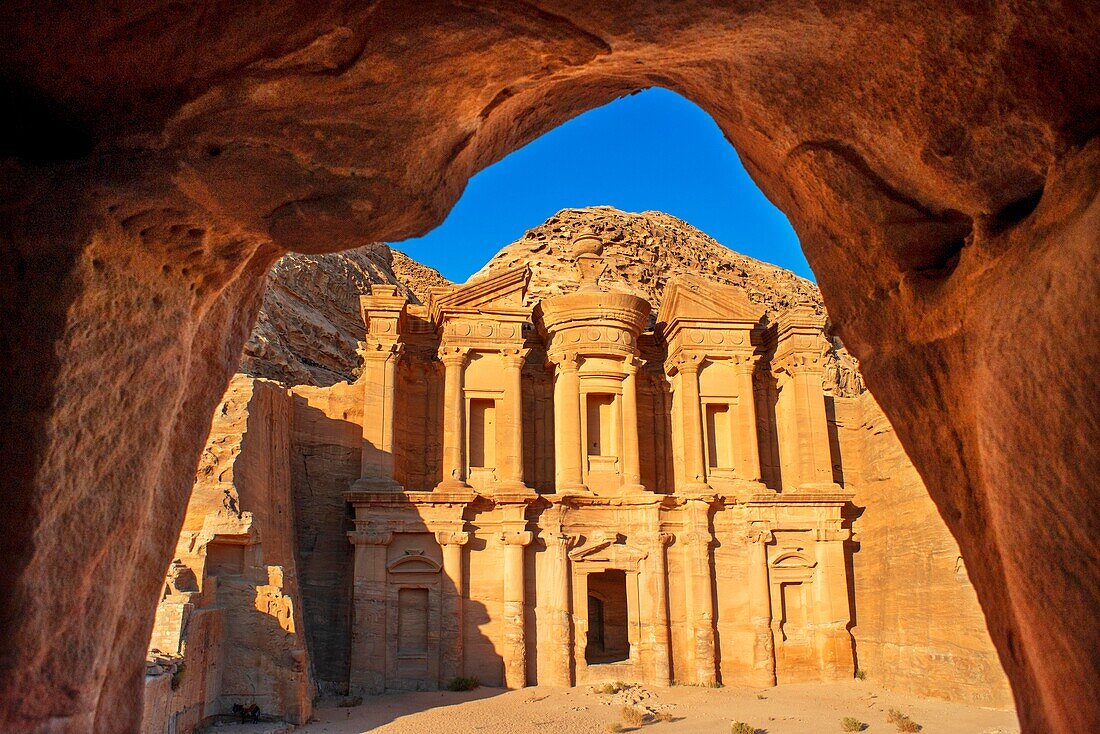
[241,206,863,396]
[240,244,448,386]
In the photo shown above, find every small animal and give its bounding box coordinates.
[232,703,261,723]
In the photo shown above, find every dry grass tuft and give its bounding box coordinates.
[730,722,757,734]
[654,710,674,723]
[621,706,646,726]
[841,716,868,731]
[606,723,625,733]
[887,708,923,732]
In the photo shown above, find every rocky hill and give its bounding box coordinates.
[475,207,863,396]
[241,206,863,396]
[240,244,448,385]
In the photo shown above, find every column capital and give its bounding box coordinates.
[435,530,471,547]
[680,530,713,548]
[541,531,580,550]
[500,346,530,368]
[743,524,775,545]
[357,339,403,361]
[549,349,580,371]
[438,343,470,365]
[499,530,534,547]
[666,350,704,376]
[771,349,824,378]
[347,526,393,546]
[622,354,640,375]
[813,527,851,542]
[635,530,674,548]
[730,351,760,372]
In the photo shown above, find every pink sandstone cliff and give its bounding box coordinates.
[150,208,1011,732]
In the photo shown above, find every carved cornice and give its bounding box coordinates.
[441,317,526,344]
[812,527,851,542]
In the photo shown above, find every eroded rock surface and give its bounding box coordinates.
[1,4,1096,733]
[241,244,447,385]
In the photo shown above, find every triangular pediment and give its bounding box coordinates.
[656,274,762,327]
[428,266,530,324]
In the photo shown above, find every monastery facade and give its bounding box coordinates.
[346,230,854,692]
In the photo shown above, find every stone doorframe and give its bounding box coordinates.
[568,533,650,685]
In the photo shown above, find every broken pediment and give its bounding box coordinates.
[656,274,764,329]
[427,266,531,325]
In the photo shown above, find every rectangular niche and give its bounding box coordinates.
[468,398,496,469]
[705,403,733,469]
[397,587,429,656]
[586,393,616,457]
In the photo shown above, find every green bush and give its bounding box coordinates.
[445,676,480,691]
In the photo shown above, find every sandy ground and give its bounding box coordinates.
[217,681,1018,734]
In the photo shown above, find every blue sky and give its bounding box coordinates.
[393,88,811,282]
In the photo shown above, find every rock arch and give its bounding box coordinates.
[0,3,1096,733]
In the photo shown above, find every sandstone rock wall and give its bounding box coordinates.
[143,376,313,733]
[242,245,448,386]
[835,394,1013,707]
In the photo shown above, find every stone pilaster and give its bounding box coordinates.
[746,524,776,687]
[813,526,855,679]
[537,530,579,686]
[638,530,674,686]
[552,351,585,492]
[682,500,717,685]
[673,352,710,492]
[620,356,645,492]
[732,354,763,482]
[436,530,470,684]
[437,345,471,489]
[772,307,836,491]
[498,347,530,491]
[347,524,393,694]
[500,528,533,688]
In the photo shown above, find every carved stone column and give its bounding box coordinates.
[675,352,709,491]
[746,525,776,687]
[436,530,470,684]
[552,351,585,491]
[638,530,674,686]
[499,347,530,490]
[620,356,645,492]
[772,307,835,490]
[537,531,578,686]
[813,527,855,679]
[437,345,470,489]
[682,501,717,685]
[353,342,404,491]
[347,524,393,694]
[500,529,533,688]
[733,354,763,482]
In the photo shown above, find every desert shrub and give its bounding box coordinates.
[445,676,480,691]
[854,669,867,681]
[654,711,674,722]
[595,680,630,694]
[621,706,646,726]
[887,708,922,732]
[337,695,363,707]
[730,722,757,734]
[606,723,624,733]
[841,717,868,732]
